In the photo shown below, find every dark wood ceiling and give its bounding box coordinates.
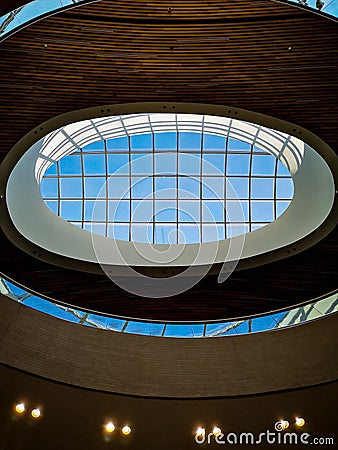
[0,0,337,320]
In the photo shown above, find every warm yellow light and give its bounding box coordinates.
[213,426,222,436]
[15,403,25,414]
[104,422,115,433]
[196,427,205,437]
[295,417,305,427]
[31,408,41,419]
[281,420,289,430]
[122,425,131,436]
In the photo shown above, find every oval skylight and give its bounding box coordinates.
[3,105,335,273]
[40,130,294,244]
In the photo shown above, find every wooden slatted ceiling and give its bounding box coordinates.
[66,0,293,19]
[0,0,337,320]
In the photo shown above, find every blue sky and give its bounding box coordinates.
[41,132,294,244]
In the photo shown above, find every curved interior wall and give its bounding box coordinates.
[0,295,337,398]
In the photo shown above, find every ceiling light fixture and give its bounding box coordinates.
[122,425,132,436]
[196,427,205,436]
[15,403,25,414]
[31,408,41,419]
[295,417,305,427]
[213,426,222,436]
[104,422,115,433]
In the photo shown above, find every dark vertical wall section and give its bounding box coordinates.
[0,296,337,398]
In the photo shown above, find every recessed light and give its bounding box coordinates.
[295,417,305,427]
[213,426,222,436]
[104,422,115,433]
[31,408,41,419]
[196,427,205,436]
[15,403,25,414]
[122,425,132,436]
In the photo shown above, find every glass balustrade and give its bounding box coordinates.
[1,273,336,338]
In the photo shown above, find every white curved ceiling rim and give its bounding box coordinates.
[4,104,336,268]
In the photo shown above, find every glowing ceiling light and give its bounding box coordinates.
[122,425,131,436]
[295,417,305,427]
[104,422,115,433]
[280,420,289,430]
[213,426,222,436]
[196,427,205,437]
[31,408,41,419]
[15,403,25,414]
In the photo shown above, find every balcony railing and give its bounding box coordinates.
[1,273,337,338]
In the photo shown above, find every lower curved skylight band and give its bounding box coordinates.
[0,0,95,41]
[1,274,337,338]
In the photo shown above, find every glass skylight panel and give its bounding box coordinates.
[45,200,58,215]
[276,201,290,217]
[202,177,224,199]
[60,178,82,198]
[178,132,201,151]
[251,178,274,199]
[154,223,177,244]
[130,133,153,151]
[107,154,129,174]
[202,224,226,242]
[106,136,128,151]
[108,177,130,198]
[131,177,152,199]
[251,201,274,222]
[276,178,294,198]
[227,178,249,198]
[202,154,225,173]
[84,177,106,198]
[155,153,177,174]
[178,177,200,199]
[108,200,129,222]
[277,160,290,176]
[203,201,225,222]
[44,164,57,176]
[203,133,226,152]
[178,201,200,222]
[226,154,250,175]
[155,178,176,198]
[82,141,105,152]
[227,224,249,238]
[228,138,251,152]
[40,121,294,244]
[251,154,276,175]
[40,178,58,197]
[178,153,200,175]
[60,200,82,221]
[154,132,178,151]
[132,200,153,222]
[108,223,129,240]
[59,155,81,175]
[131,154,153,174]
[178,223,200,244]
[83,154,105,174]
[131,223,152,243]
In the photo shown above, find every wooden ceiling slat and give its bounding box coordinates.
[0,0,337,320]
